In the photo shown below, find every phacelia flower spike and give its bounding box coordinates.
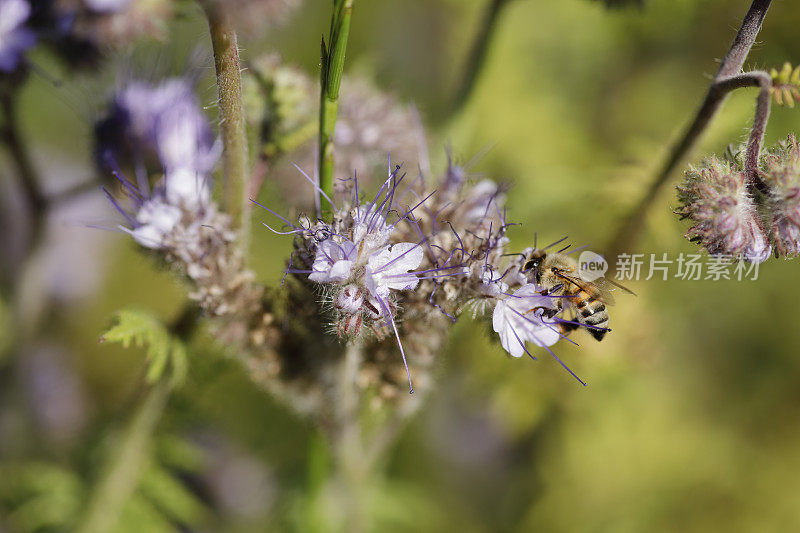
[677,158,771,263]
[256,165,464,393]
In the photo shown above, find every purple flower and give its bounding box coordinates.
[96,79,220,181]
[0,0,36,72]
[309,239,357,283]
[98,77,220,249]
[84,0,131,14]
[256,168,459,393]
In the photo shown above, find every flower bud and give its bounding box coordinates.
[677,158,771,263]
[334,285,364,315]
[761,134,800,257]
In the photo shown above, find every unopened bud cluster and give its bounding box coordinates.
[676,158,771,263]
[677,133,800,261]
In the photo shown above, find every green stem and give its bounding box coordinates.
[333,341,367,532]
[75,378,171,533]
[319,0,355,219]
[447,0,513,118]
[203,4,251,249]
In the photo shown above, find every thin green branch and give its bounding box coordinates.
[319,0,355,219]
[203,4,250,248]
[75,378,170,533]
[447,0,514,118]
[605,0,772,259]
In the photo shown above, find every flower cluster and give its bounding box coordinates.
[95,78,220,213]
[220,0,301,37]
[676,158,771,263]
[97,71,593,411]
[390,156,586,383]
[56,0,174,46]
[264,169,452,392]
[677,133,800,261]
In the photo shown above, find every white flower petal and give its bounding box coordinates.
[492,283,560,357]
[164,167,210,208]
[329,259,354,281]
[308,239,356,283]
[365,243,423,298]
[131,225,165,249]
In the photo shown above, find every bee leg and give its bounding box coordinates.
[557,321,581,337]
[525,306,558,318]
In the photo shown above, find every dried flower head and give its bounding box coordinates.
[218,0,300,37]
[243,54,317,156]
[55,0,174,46]
[244,56,426,206]
[761,133,800,257]
[677,158,771,263]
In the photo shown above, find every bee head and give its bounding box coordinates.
[523,248,546,283]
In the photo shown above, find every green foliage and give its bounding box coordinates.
[0,436,209,533]
[770,62,800,107]
[0,462,84,532]
[101,308,188,387]
[138,464,208,527]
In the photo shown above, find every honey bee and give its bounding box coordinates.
[522,240,634,341]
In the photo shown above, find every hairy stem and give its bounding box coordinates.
[606,0,772,258]
[332,342,367,532]
[75,378,170,533]
[447,0,514,118]
[319,0,354,218]
[743,72,772,188]
[203,4,250,248]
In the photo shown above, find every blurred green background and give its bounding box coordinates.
[3,0,800,531]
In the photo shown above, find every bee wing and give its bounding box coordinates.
[552,270,617,305]
[595,276,637,297]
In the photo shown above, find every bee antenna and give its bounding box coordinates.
[543,235,568,250]
[563,244,589,255]
[534,232,537,248]
[501,252,527,259]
